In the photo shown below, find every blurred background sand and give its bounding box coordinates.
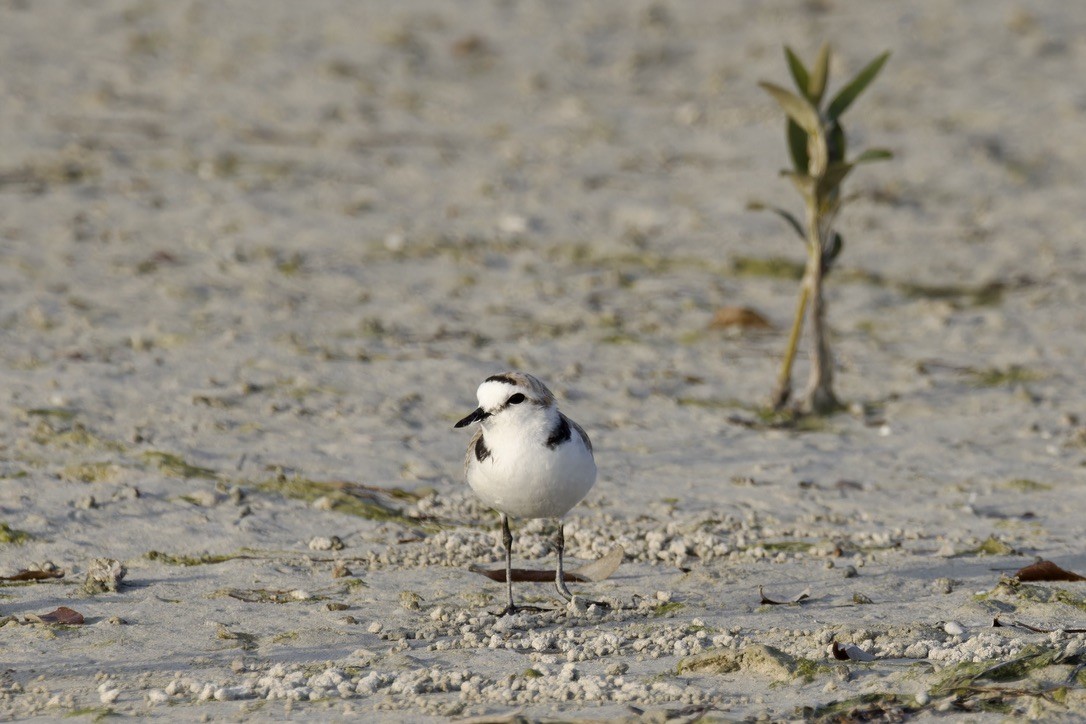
[2,1,1085,719]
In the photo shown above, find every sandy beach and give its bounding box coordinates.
[2,0,1086,720]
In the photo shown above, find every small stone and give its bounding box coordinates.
[231,658,246,673]
[99,688,121,705]
[944,621,965,636]
[932,577,954,594]
[568,596,589,616]
[367,622,383,634]
[497,213,531,236]
[147,689,168,705]
[843,565,858,578]
[82,558,127,594]
[196,490,225,507]
[904,642,929,659]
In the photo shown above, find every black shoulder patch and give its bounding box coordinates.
[485,374,517,386]
[546,414,572,449]
[474,435,491,462]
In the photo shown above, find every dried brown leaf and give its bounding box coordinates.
[28,606,84,625]
[470,546,623,583]
[1015,560,1086,582]
[759,585,810,605]
[709,307,773,330]
[0,569,65,582]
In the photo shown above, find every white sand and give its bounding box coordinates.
[2,0,1086,719]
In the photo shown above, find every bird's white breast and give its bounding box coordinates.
[467,419,596,519]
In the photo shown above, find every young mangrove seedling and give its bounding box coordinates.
[756,44,891,414]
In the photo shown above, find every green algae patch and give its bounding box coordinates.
[964,535,1016,556]
[802,693,917,722]
[141,451,218,479]
[25,407,78,421]
[145,550,241,566]
[255,474,435,530]
[0,522,32,544]
[1003,478,1053,492]
[732,255,806,280]
[678,644,828,682]
[61,462,121,484]
[216,625,258,650]
[762,540,815,554]
[30,420,125,452]
[63,707,115,722]
[651,601,685,617]
[930,644,1070,699]
[969,365,1042,388]
[898,279,1006,307]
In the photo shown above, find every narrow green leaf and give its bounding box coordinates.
[784,47,809,96]
[808,43,831,105]
[822,161,855,191]
[827,122,847,164]
[852,148,893,164]
[781,170,817,203]
[748,200,806,240]
[770,207,806,240]
[787,120,809,173]
[821,231,844,273]
[827,51,890,121]
[759,81,821,135]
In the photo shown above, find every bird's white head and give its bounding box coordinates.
[454,372,556,430]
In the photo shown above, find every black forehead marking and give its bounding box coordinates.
[485,374,518,386]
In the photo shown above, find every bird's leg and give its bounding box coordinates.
[500,513,516,615]
[554,521,574,602]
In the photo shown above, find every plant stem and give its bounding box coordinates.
[801,207,840,414]
[771,284,808,410]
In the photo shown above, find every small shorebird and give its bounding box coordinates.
[454,372,597,615]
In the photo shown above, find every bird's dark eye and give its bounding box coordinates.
[507,393,526,405]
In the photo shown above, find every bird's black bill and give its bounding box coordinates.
[454,407,489,428]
